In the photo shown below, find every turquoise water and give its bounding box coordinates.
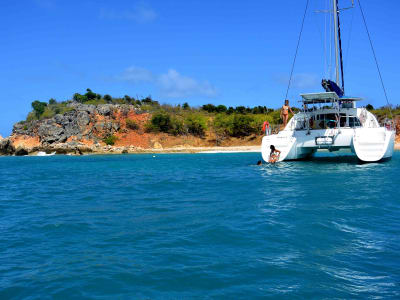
[1,152,399,299]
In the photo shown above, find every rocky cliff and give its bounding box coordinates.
[2,103,138,155]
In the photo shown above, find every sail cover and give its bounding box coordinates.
[321,79,344,97]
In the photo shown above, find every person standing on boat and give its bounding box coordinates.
[281,99,294,128]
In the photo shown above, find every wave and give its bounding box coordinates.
[36,151,56,156]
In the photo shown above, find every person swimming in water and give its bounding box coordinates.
[280,99,294,128]
[269,145,281,163]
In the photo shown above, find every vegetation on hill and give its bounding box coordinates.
[22,89,400,142]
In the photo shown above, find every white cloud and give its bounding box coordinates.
[118,66,153,82]
[157,69,217,98]
[99,4,157,23]
[274,73,320,89]
[117,67,217,98]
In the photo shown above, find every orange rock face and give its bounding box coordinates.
[10,136,40,150]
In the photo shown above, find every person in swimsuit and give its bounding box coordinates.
[269,145,281,164]
[280,99,294,128]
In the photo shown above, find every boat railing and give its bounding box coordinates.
[381,118,395,131]
[290,114,363,130]
[270,124,281,135]
[264,113,369,134]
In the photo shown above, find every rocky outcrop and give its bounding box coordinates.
[15,147,28,156]
[38,121,67,143]
[0,138,15,155]
[6,102,143,155]
[11,102,137,146]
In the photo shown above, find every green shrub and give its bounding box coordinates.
[366,104,374,111]
[31,100,47,118]
[26,111,38,122]
[103,94,112,103]
[126,119,139,130]
[202,104,216,113]
[73,93,87,103]
[216,105,227,113]
[213,113,234,136]
[58,105,75,115]
[85,99,107,105]
[103,135,118,145]
[185,114,207,137]
[85,88,97,100]
[112,98,126,104]
[169,117,185,135]
[232,114,255,137]
[147,112,172,133]
[235,106,246,114]
[40,107,55,120]
[212,113,268,137]
[145,112,185,135]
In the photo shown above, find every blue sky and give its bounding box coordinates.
[0,0,399,136]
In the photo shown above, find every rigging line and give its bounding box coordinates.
[344,6,355,73]
[313,3,328,78]
[357,0,393,120]
[285,0,310,100]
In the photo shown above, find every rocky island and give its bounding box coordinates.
[1,99,264,155]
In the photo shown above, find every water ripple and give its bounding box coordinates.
[0,152,399,298]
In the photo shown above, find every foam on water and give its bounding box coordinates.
[0,152,399,299]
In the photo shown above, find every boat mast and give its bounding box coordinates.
[332,0,340,87]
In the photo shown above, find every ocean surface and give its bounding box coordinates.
[1,151,399,299]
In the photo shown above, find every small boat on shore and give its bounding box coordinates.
[262,0,395,163]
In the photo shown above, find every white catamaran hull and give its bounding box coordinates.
[262,127,395,163]
[261,108,395,163]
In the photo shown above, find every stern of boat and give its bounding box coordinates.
[352,127,395,162]
[261,133,297,162]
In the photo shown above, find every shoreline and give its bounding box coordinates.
[8,142,400,156]
[34,145,263,155]
[2,134,399,156]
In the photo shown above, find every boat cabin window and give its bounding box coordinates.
[341,101,353,109]
[348,116,361,128]
[311,113,343,129]
[339,115,346,127]
[295,113,361,130]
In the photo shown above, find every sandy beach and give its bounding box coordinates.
[154,145,261,154]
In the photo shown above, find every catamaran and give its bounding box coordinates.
[262,0,395,163]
